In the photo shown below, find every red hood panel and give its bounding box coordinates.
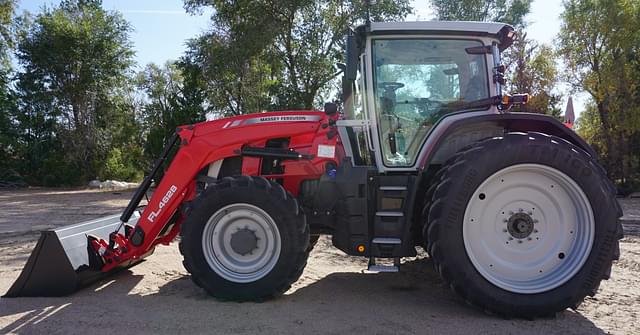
[187,111,326,136]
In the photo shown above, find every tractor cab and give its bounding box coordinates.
[338,21,515,171]
[327,21,520,268]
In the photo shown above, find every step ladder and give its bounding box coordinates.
[367,237,401,272]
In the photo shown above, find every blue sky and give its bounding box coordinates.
[18,0,581,117]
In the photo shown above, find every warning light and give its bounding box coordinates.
[357,245,366,253]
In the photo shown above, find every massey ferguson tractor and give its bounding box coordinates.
[6,21,623,318]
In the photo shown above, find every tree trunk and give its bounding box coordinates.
[596,100,617,180]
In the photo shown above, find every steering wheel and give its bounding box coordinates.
[379,82,405,91]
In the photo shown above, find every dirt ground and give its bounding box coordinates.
[0,189,639,335]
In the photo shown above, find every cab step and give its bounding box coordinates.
[367,237,401,272]
[372,237,401,244]
[367,257,400,273]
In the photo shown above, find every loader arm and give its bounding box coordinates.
[5,110,341,297]
[98,111,341,272]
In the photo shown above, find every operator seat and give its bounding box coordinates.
[462,74,485,101]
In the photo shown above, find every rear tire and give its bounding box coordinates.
[425,132,622,318]
[180,176,310,301]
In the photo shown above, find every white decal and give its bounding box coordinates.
[147,185,178,222]
[317,144,335,158]
[242,115,322,125]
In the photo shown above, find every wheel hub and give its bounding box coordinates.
[507,212,534,239]
[201,203,281,283]
[230,227,259,255]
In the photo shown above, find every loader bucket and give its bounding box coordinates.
[4,211,149,297]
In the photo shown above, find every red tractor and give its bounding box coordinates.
[7,21,623,318]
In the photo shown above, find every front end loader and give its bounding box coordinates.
[6,21,623,318]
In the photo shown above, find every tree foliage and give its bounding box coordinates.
[558,0,640,187]
[13,0,136,185]
[507,33,562,116]
[428,0,532,27]
[0,0,18,174]
[0,0,17,68]
[136,61,206,164]
[182,0,412,114]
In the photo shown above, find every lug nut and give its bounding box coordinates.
[527,237,532,241]
[503,228,508,232]
[503,219,508,223]
[508,237,514,240]
[518,208,523,212]
[517,240,523,244]
[534,229,538,233]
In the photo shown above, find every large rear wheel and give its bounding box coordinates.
[180,176,310,301]
[425,132,623,317]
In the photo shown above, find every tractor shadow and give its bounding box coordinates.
[0,257,607,334]
[0,270,144,334]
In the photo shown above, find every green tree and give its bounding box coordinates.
[268,0,412,109]
[508,33,562,116]
[15,0,136,185]
[183,0,412,114]
[0,0,16,68]
[557,0,640,184]
[182,35,276,117]
[136,61,206,165]
[96,91,145,181]
[428,0,532,27]
[0,0,18,175]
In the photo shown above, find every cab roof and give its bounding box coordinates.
[366,21,515,49]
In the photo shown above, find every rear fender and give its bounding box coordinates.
[418,112,596,169]
[410,112,602,239]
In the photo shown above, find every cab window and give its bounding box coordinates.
[372,39,489,166]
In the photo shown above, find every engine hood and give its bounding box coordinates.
[193,111,324,133]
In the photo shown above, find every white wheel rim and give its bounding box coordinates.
[202,203,281,283]
[463,164,594,294]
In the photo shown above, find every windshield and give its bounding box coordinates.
[372,38,489,167]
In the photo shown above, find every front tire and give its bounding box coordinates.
[180,176,310,301]
[425,132,622,318]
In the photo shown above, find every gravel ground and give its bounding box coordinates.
[0,188,638,335]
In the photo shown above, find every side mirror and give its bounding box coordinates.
[345,35,358,81]
[324,102,338,116]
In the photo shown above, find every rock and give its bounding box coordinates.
[87,179,139,190]
[88,180,102,188]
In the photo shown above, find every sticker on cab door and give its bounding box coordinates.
[317,145,335,158]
